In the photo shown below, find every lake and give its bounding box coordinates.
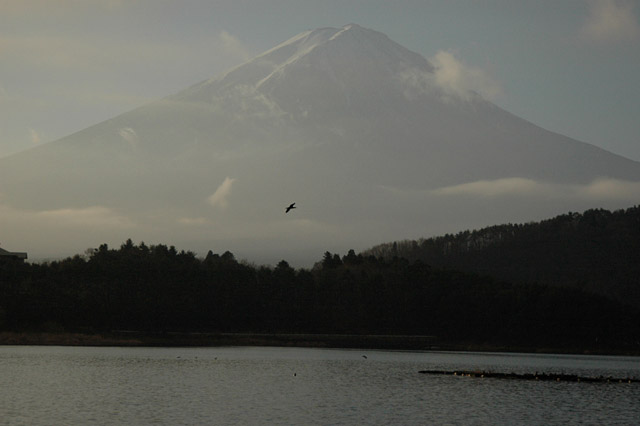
[1,346,639,425]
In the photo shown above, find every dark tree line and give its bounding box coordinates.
[1,239,639,351]
[364,206,640,308]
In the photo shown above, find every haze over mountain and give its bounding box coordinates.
[2,24,640,265]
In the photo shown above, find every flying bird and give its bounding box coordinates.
[285,202,296,213]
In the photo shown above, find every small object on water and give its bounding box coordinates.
[418,370,639,384]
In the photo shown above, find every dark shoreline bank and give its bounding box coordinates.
[1,331,638,356]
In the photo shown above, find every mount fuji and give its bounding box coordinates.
[2,24,640,264]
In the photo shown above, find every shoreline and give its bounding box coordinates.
[1,331,638,356]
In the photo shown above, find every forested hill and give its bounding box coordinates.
[1,240,639,353]
[363,206,640,307]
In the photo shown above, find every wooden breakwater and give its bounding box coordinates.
[419,370,639,383]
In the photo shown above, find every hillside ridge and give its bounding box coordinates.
[364,205,640,307]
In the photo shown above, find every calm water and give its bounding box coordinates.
[1,346,639,425]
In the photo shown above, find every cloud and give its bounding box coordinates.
[430,51,503,102]
[0,203,134,231]
[219,30,252,63]
[399,51,503,102]
[0,202,136,258]
[581,0,640,43]
[577,177,640,199]
[34,206,135,228]
[0,26,252,156]
[118,127,139,149]
[0,1,252,67]
[207,177,236,209]
[431,177,640,200]
[29,128,42,145]
[432,178,551,197]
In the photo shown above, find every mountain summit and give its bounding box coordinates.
[177,24,433,113]
[2,24,640,263]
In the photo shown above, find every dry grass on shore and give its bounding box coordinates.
[0,331,143,347]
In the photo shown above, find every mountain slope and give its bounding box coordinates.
[1,24,640,263]
[364,206,640,307]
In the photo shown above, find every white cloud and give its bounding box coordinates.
[219,30,252,63]
[430,50,503,102]
[399,51,503,102]
[207,177,236,209]
[581,0,640,43]
[29,128,42,145]
[432,178,551,197]
[118,127,139,149]
[0,202,136,258]
[0,203,134,232]
[431,177,640,200]
[577,177,640,199]
[34,206,135,228]
[0,27,251,156]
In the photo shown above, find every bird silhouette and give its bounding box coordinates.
[285,202,296,213]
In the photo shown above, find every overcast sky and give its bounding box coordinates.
[1,0,639,162]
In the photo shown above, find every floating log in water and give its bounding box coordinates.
[418,370,639,383]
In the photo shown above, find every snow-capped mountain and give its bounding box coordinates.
[2,24,640,263]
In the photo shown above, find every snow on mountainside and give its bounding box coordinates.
[1,24,640,263]
[179,24,432,102]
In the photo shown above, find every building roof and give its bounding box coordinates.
[0,247,28,259]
